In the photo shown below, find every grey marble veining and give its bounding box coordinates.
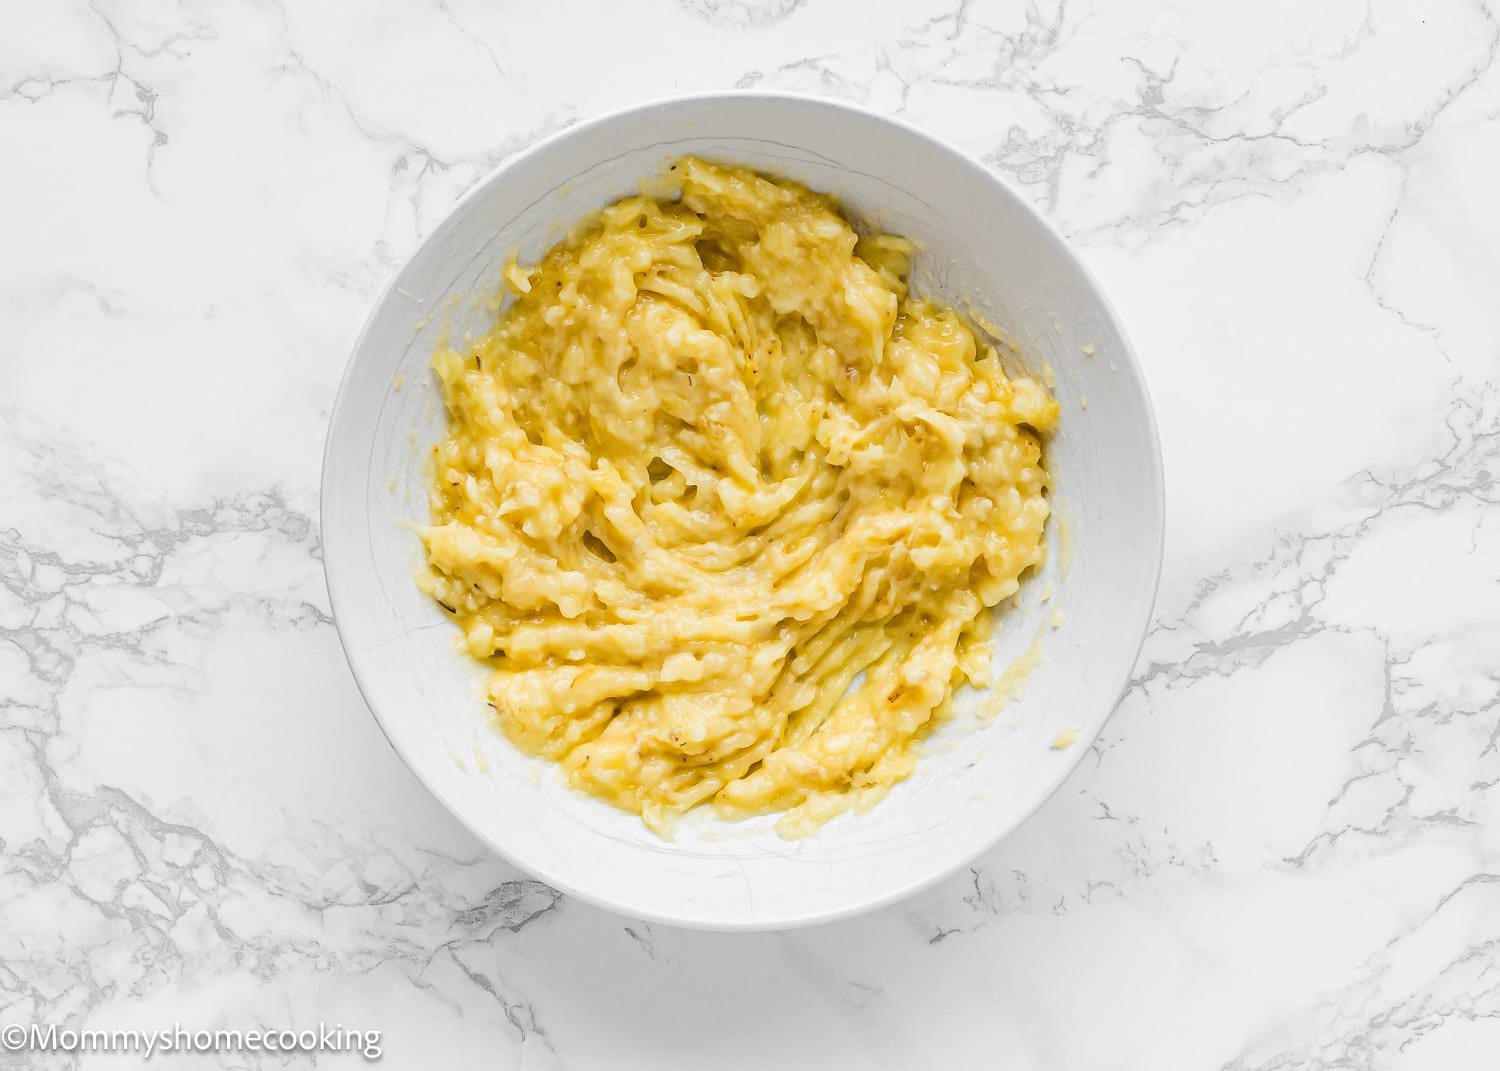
[3,0,1498,1066]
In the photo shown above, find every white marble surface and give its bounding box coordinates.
[3,0,1498,1067]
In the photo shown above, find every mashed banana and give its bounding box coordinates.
[420,158,1058,836]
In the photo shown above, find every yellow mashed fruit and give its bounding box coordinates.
[419,158,1058,836]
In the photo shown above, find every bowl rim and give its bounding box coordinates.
[321,89,1166,930]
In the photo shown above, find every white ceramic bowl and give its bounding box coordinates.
[322,93,1163,930]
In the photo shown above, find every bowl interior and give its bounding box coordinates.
[322,95,1162,929]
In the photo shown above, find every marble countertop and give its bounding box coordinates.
[4,0,1498,1067]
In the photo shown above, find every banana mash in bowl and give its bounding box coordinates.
[323,95,1162,928]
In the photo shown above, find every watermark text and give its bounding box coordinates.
[1,1022,382,1061]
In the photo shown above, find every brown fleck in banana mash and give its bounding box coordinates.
[420,158,1058,836]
